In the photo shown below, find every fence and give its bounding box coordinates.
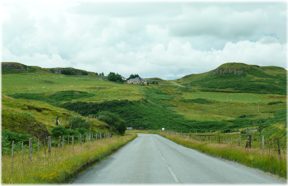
[164,130,286,159]
[8,132,113,179]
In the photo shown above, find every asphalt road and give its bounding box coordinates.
[73,134,285,184]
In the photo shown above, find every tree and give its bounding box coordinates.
[69,116,90,129]
[97,111,126,135]
[51,126,68,137]
[107,72,124,83]
[127,74,140,80]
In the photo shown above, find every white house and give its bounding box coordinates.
[126,77,147,85]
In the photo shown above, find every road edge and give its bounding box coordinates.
[159,132,287,181]
[65,134,137,183]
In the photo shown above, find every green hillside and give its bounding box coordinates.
[2,62,46,74]
[2,62,287,145]
[177,62,286,95]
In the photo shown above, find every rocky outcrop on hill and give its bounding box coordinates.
[2,62,29,73]
[213,68,245,75]
[212,62,259,76]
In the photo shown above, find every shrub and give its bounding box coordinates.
[97,111,126,135]
[65,128,80,136]
[51,126,68,137]
[2,130,32,154]
[68,116,90,129]
[107,72,124,83]
[49,68,88,75]
[76,128,89,135]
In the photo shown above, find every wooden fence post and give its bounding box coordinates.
[29,138,33,161]
[43,137,46,158]
[245,135,252,149]
[276,138,281,159]
[72,136,74,146]
[37,139,40,152]
[48,136,51,154]
[238,135,241,146]
[261,135,265,149]
[11,141,14,176]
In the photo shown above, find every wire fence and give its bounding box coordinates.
[164,130,286,159]
[7,132,113,181]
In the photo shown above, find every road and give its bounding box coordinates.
[72,134,285,184]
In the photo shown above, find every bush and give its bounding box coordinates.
[50,68,88,75]
[68,116,90,129]
[107,72,124,83]
[65,128,80,136]
[2,130,32,154]
[97,111,126,135]
[76,128,89,135]
[51,126,68,137]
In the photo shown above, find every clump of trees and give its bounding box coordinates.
[127,74,140,80]
[2,130,32,154]
[97,111,126,135]
[51,116,91,137]
[50,68,89,75]
[107,72,124,83]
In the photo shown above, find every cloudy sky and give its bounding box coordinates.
[1,0,287,79]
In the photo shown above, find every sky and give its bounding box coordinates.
[1,0,287,79]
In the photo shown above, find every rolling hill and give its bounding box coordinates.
[177,62,286,95]
[2,61,287,147]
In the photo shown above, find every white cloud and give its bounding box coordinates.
[1,1,287,79]
[171,3,286,43]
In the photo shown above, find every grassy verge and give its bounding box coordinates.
[2,134,136,184]
[160,132,286,178]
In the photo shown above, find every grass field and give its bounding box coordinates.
[3,73,143,103]
[160,132,286,178]
[2,62,286,181]
[2,69,286,134]
[2,134,136,183]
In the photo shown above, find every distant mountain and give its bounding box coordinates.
[2,62,98,76]
[177,62,286,95]
[2,62,46,74]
